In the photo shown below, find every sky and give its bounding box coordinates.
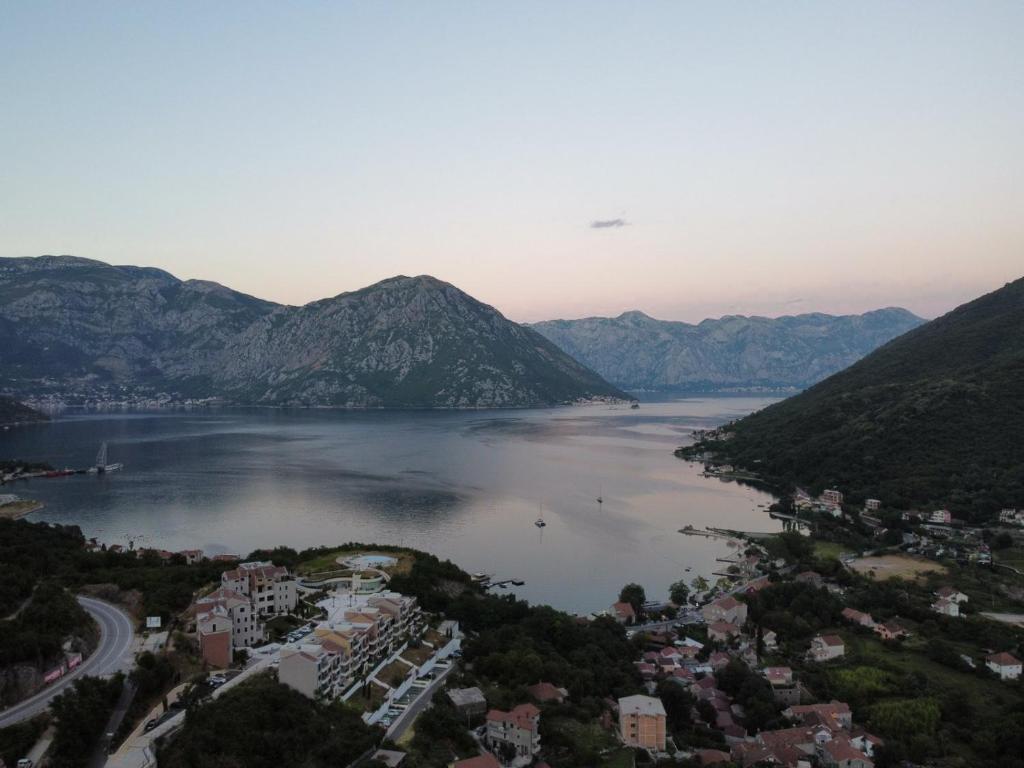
[1,2,1022,323]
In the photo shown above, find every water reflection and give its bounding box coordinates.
[3,397,781,613]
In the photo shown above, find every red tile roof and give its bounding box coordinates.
[485,703,540,732]
[987,651,1022,666]
[452,755,501,768]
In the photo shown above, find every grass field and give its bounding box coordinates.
[813,541,849,562]
[296,547,415,576]
[377,659,413,688]
[401,645,434,666]
[848,554,947,581]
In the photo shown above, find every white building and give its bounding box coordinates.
[931,598,960,618]
[278,590,426,702]
[195,587,262,667]
[808,634,845,662]
[701,595,748,626]
[986,652,1022,681]
[485,704,541,760]
[220,561,298,617]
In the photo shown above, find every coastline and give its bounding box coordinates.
[0,499,45,520]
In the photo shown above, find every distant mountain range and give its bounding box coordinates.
[684,277,1024,520]
[0,256,626,408]
[531,308,924,393]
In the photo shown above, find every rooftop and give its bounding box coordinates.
[618,694,667,717]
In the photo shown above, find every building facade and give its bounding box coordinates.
[618,695,667,752]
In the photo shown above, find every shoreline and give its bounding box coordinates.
[0,499,45,520]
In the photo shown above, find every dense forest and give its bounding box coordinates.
[157,674,378,768]
[683,277,1024,520]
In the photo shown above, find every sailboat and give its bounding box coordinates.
[89,442,124,474]
[534,504,547,528]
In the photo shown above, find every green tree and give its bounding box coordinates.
[669,580,690,605]
[619,583,646,614]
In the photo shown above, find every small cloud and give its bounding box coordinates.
[783,297,805,305]
[590,218,629,229]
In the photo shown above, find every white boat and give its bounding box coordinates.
[90,442,123,474]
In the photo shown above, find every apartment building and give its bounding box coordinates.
[618,695,667,752]
[195,587,262,667]
[220,560,298,616]
[279,638,350,700]
[279,590,425,702]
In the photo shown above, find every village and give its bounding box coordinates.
[4,479,1024,768]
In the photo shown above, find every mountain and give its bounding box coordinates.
[0,256,626,408]
[0,396,46,426]
[683,277,1024,520]
[532,309,924,392]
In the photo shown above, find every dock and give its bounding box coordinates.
[484,578,525,589]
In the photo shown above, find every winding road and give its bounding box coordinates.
[0,596,135,729]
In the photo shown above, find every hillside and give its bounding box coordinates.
[532,308,922,392]
[0,256,625,408]
[683,278,1024,520]
[0,396,46,426]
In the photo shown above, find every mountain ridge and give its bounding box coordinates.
[0,256,626,409]
[531,307,924,392]
[682,277,1024,520]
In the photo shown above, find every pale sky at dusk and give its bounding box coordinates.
[2,2,1021,323]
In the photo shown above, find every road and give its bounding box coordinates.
[0,596,136,729]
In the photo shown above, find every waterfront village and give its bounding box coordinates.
[3,478,1024,768]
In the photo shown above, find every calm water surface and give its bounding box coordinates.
[2,398,780,613]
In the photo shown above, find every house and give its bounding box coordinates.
[928,509,952,524]
[784,701,853,729]
[874,619,910,641]
[934,586,968,604]
[450,754,501,768]
[762,629,778,649]
[985,652,1022,681]
[178,549,204,565]
[485,704,541,759]
[527,681,568,704]
[610,601,636,625]
[823,489,844,506]
[708,651,731,670]
[931,598,959,617]
[841,608,875,628]
[702,595,748,625]
[808,634,845,662]
[618,694,667,752]
[763,667,793,686]
[708,620,740,642]
[818,736,874,768]
[999,508,1024,525]
[765,667,802,706]
[448,687,488,717]
[864,499,881,511]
